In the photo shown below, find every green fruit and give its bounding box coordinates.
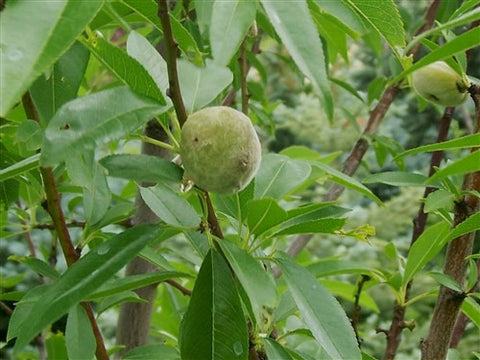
[412,61,470,107]
[180,106,261,194]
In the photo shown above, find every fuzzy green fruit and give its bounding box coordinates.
[412,61,470,107]
[180,106,261,194]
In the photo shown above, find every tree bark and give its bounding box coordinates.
[115,120,170,357]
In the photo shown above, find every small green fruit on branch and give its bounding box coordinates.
[180,106,261,194]
[412,61,471,107]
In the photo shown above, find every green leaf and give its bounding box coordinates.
[426,151,480,184]
[424,189,455,213]
[461,297,480,330]
[392,26,480,83]
[82,162,111,225]
[0,0,103,116]
[65,305,96,360]
[246,198,287,237]
[260,0,334,120]
[275,252,361,360]
[273,218,346,236]
[445,211,480,244]
[126,31,168,95]
[427,272,463,292]
[263,338,295,360]
[254,154,311,199]
[321,279,380,313]
[8,224,161,351]
[96,291,145,316]
[123,344,180,360]
[179,249,248,360]
[87,271,190,299]
[178,60,233,113]
[139,246,178,271]
[217,240,278,332]
[307,258,381,279]
[395,134,480,159]
[46,333,68,360]
[30,41,90,127]
[345,0,405,57]
[314,162,382,204]
[403,221,451,285]
[82,35,166,104]
[41,86,169,166]
[313,0,365,35]
[140,184,201,228]
[15,120,43,151]
[363,171,428,187]
[210,0,257,66]
[9,256,60,280]
[0,154,40,182]
[100,154,183,184]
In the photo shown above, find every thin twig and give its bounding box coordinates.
[352,275,370,346]
[157,0,188,126]
[239,39,249,115]
[165,279,192,296]
[22,93,109,360]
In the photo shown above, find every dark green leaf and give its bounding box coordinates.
[100,154,183,184]
[179,249,248,360]
[41,86,169,166]
[123,344,180,360]
[426,151,480,184]
[65,305,96,360]
[8,224,161,351]
[0,154,40,182]
[0,0,103,116]
[272,218,346,236]
[363,171,428,187]
[307,258,381,279]
[46,333,68,360]
[427,272,462,292]
[218,240,278,332]
[445,211,480,244]
[82,35,166,104]
[275,252,361,360]
[140,184,201,228]
[9,256,60,280]
[30,41,90,126]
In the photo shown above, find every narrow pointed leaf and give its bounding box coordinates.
[41,86,168,166]
[426,151,480,184]
[100,154,183,184]
[140,184,201,228]
[8,224,161,350]
[263,338,295,360]
[180,249,248,360]
[0,0,103,116]
[218,240,278,332]
[275,252,361,360]
[246,198,287,237]
[210,0,257,66]
[65,305,96,360]
[261,0,333,120]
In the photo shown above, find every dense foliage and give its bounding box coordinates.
[1,1,479,360]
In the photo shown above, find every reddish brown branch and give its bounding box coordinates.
[352,275,370,346]
[165,279,192,296]
[22,93,109,360]
[239,39,249,115]
[158,0,188,126]
[421,85,480,360]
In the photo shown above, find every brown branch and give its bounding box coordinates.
[382,107,454,360]
[158,0,188,126]
[351,275,370,346]
[420,84,480,360]
[165,279,192,296]
[34,220,86,230]
[22,93,109,360]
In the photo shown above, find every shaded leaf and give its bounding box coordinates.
[246,198,287,237]
[65,305,96,360]
[263,338,294,360]
[123,344,180,360]
[363,171,428,187]
[0,154,40,182]
[8,224,161,350]
[426,151,480,184]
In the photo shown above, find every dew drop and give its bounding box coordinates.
[7,49,23,61]
[233,341,243,356]
[97,245,110,255]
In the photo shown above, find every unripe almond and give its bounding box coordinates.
[180,106,261,194]
[411,61,470,107]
